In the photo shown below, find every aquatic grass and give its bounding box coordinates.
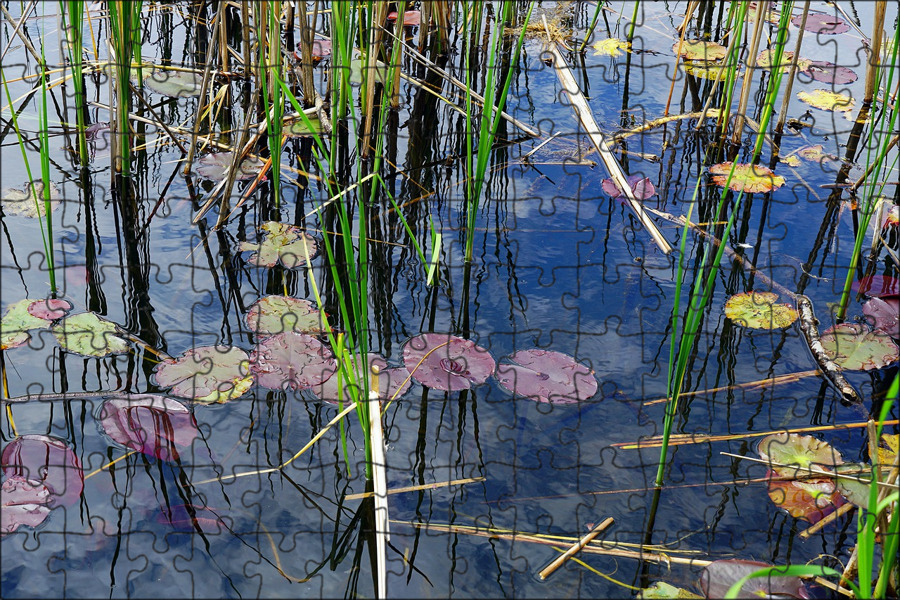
[723,565,859,599]
[60,0,88,164]
[255,1,285,207]
[106,1,143,176]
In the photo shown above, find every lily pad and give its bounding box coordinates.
[878,435,898,468]
[1,434,83,508]
[98,395,199,461]
[1,476,52,534]
[820,323,900,371]
[758,432,843,477]
[779,155,801,167]
[348,58,389,87]
[495,349,598,403]
[1,180,61,218]
[798,89,855,113]
[592,38,631,57]
[239,221,320,268]
[797,144,839,163]
[1,298,73,350]
[601,174,656,200]
[834,463,876,508]
[51,311,131,357]
[246,295,324,336]
[724,291,798,329]
[767,473,845,523]
[311,353,412,404]
[852,275,900,298]
[700,559,804,599]
[709,162,785,193]
[387,10,421,26]
[756,50,810,72]
[682,62,732,80]
[802,60,857,85]
[793,13,849,35]
[673,39,727,61]
[195,152,265,181]
[637,582,701,599]
[402,333,495,391]
[285,116,323,137]
[153,345,253,402]
[863,297,900,337]
[143,69,204,97]
[250,332,337,391]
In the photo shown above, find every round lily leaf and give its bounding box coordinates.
[143,69,204,97]
[637,582,701,599]
[682,62,732,80]
[2,298,73,350]
[852,275,900,298]
[724,291,798,329]
[348,58,389,87]
[153,345,253,402]
[601,175,656,200]
[1,476,53,534]
[673,39,727,61]
[250,332,336,391]
[767,473,845,523]
[245,295,324,335]
[757,432,843,476]
[820,323,900,371]
[311,353,412,404]
[239,221,319,268]
[285,116,322,137]
[709,162,785,193]
[798,89,855,113]
[793,13,850,35]
[51,312,130,357]
[402,333,495,391]
[1,180,61,218]
[797,144,839,163]
[1,434,83,508]
[98,395,199,461]
[700,559,804,599]
[802,60,857,85]
[756,50,810,72]
[387,10,422,26]
[592,38,631,57]
[834,463,875,508]
[495,349,598,404]
[195,152,265,181]
[863,297,900,337]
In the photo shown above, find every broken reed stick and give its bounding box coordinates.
[799,502,855,539]
[612,420,900,450]
[344,476,485,501]
[538,517,614,580]
[641,369,821,406]
[544,39,672,255]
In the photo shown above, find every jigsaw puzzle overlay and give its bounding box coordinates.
[2,2,898,599]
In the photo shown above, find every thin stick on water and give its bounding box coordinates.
[538,517,615,580]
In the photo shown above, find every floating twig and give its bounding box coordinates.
[538,517,614,580]
[344,477,485,501]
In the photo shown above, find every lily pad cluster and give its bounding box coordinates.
[1,298,73,349]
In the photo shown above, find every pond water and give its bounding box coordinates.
[2,2,898,598]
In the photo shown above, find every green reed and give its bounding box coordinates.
[256,1,284,206]
[60,0,88,164]
[107,1,142,176]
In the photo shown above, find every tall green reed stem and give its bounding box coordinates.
[256,1,284,206]
[107,1,142,176]
[60,0,88,164]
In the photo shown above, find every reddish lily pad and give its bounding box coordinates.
[803,60,857,85]
[387,10,421,26]
[311,353,412,404]
[793,13,849,35]
[143,69,204,97]
[195,152,265,181]
[1,180,61,218]
[852,275,900,298]
[98,395,199,461]
[767,472,845,523]
[673,39,727,61]
[798,89,855,113]
[245,295,324,335]
[51,311,131,357]
[1,298,73,350]
[601,175,657,200]
[709,162,785,193]
[724,291,798,329]
[758,432,843,477]
[820,323,899,371]
[153,345,253,402]
[700,559,804,599]
[863,297,900,337]
[495,349,598,404]
[250,332,337,391]
[1,476,53,534]
[1,435,83,508]
[403,333,495,391]
[239,221,320,268]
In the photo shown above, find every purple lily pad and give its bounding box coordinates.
[802,60,857,85]
[311,353,412,404]
[863,297,900,337]
[1,435,83,508]
[1,476,53,534]
[98,395,199,462]
[495,349,598,404]
[700,559,804,599]
[852,275,900,298]
[152,345,253,402]
[601,174,657,200]
[250,332,337,391]
[793,13,850,35]
[402,333,495,391]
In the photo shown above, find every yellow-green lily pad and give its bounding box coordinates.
[51,312,130,357]
[153,345,253,403]
[709,162,785,193]
[592,38,631,57]
[682,62,732,80]
[674,39,727,61]
[724,291,798,329]
[798,89,855,113]
[820,323,900,371]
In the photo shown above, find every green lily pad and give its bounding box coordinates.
[143,69,204,97]
[245,295,324,335]
[724,291,798,329]
[709,162,785,193]
[285,116,322,137]
[682,62,732,80]
[758,432,843,476]
[239,221,319,268]
[592,38,630,57]
[195,152,265,181]
[755,49,811,72]
[1,298,73,350]
[820,323,900,371]
[798,89,855,113]
[51,312,130,357]
[638,582,702,599]
[153,345,253,403]
[834,463,875,508]
[1,181,61,218]
[348,58,389,86]
[674,39,727,61]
